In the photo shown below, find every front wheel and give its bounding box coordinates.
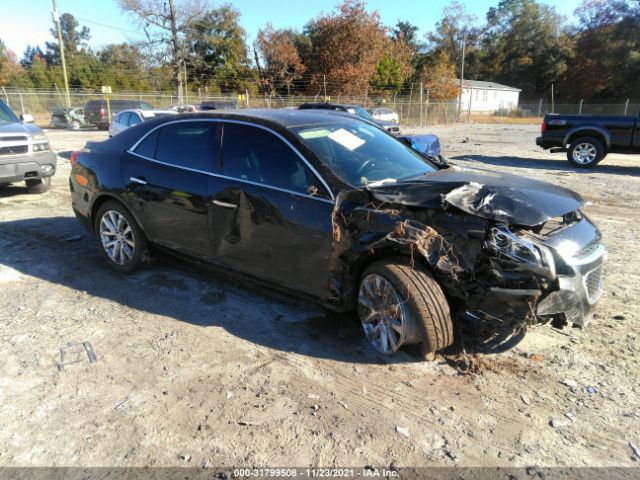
[26,177,51,194]
[567,137,605,168]
[94,200,152,273]
[358,259,453,358]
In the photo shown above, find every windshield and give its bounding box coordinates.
[352,107,373,120]
[292,122,437,187]
[0,100,19,124]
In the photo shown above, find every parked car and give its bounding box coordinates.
[167,104,198,113]
[49,107,88,130]
[70,110,606,357]
[83,99,154,130]
[371,107,399,124]
[536,110,640,168]
[199,101,236,111]
[0,99,56,193]
[109,109,178,137]
[298,102,401,135]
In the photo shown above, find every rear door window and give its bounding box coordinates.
[222,122,327,197]
[128,113,142,126]
[116,112,131,125]
[154,121,219,172]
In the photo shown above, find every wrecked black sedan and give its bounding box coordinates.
[69,110,606,357]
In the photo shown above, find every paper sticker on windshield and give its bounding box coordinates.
[328,128,365,151]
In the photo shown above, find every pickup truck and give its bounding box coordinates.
[0,99,56,193]
[536,110,640,168]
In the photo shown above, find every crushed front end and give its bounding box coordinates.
[476,211,606,328]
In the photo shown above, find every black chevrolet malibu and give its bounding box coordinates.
[69,110,606,357]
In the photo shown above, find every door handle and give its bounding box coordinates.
[130,177,147,185]
[212,199,238,209]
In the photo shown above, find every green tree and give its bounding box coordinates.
[481,0,571,93]
[45,13,91,64]
[185,4,251,92]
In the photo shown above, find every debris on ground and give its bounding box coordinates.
[395,426,410,438]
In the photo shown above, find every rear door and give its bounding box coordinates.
[122,120,221,259]
[208,121,334,297]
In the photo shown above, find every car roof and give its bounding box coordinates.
[138,108,370,129]
[299,103,362,110]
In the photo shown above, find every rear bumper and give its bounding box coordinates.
[0,151,57,183]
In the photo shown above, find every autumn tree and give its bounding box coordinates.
[0,40,23,86]
[420,51,459,99]
[256,24,306,96]
[371,36,414,93]
[304,0,388,96]
[427,1,482,79]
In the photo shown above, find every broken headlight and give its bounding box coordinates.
[487,225,556,279]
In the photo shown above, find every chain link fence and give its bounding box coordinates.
[1,87,637,141]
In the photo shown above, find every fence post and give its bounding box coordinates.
[537,98,542,117]
[19,93,25,114]
[419,82,423,128]
[425,90,430,126]
[578,99,583,115]
[407,83,414,126]
[624,98,629,115]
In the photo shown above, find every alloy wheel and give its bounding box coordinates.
[572,143,597,164]
[99,210,135,265]
[358,273,408,354]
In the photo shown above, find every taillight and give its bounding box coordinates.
[541,121,547,134]
[70,150,80,167]
[99,107,106,118]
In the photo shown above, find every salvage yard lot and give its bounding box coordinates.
[0,123,638,467]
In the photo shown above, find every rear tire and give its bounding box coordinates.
[26,177,51,194]
[94,200,152,273]
[567,137,605,168]
[358,259,453,359]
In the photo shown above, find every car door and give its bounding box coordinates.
[209,121,334,297]
[122,120,221,259]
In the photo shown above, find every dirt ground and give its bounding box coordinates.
[1,123,639,469]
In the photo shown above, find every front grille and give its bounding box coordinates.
[0,145,28,155]
[0,136,28,142]
[584,265,604,304]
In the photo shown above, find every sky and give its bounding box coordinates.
[1,0,584,58]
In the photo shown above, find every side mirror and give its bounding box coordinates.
[21,113,35,123]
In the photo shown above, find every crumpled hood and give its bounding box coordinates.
[368,167,583,227]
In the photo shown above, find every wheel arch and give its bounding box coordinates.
[564,128,610,150]
[90,194,148,237]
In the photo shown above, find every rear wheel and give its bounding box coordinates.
[26,177,51,194]
[94,200,152,273]
[358,259,453,358]
[567,137,605,168]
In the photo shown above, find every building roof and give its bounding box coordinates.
[459,79,521,92]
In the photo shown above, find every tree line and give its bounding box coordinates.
[0,0,638,102]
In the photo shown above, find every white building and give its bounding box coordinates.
[458,79,521,113]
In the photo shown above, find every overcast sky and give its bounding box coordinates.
[2,0,583,57]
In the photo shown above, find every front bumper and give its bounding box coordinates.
[537,217,606,326]
[0,150,57,183]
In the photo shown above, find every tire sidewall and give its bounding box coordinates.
[568,137,604,168]
[94,201,145,273]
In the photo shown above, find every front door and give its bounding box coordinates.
[209,122,334,297]
[122,120,221,259]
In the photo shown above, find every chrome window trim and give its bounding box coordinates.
[126,150,335,205]
[127,117,335,201]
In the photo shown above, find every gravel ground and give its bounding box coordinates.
[0,123,638,468]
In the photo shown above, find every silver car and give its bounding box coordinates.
[108,109,178,137]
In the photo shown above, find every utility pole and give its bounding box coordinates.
[458,36,466,121]
[52,0,70,108]
[183,60,188,105]
[167,0,183,104]
[551,83,555,114]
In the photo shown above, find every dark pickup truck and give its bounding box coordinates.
[536,111,640,168]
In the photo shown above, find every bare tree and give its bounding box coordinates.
[118,0,206,99]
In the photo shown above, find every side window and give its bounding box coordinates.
[222,123,325,197]
[155,121,218,171]
[115,112,130,125]
[133,129,159,158]
[128,114,142,126]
